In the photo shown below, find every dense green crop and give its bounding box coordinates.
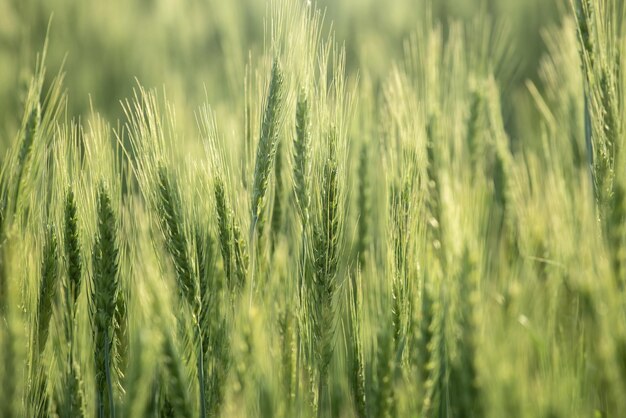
[1,1,626,417]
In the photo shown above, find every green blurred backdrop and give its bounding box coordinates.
[0,0,564,147]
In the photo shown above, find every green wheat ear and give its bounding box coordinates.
[56,186,87,418]
[13,103,40,208]
[31,368,50,418]
[270,138,284,254]
[348,270,366,418]
[114,290,129,386]
[293,89,311,224]
[279,308,297,406]
[422,288,449,418]
[161,333,193,418]
[607,182,626,289]
[312,130,341,417]
[155,165,198,312]
[465,90,484,171]
[232,220,249,290]
[1,320,17,418]
[64,187,82,310]
[90,183,120,418]
[195,226,229,417]
[36,224,59,354]
[375,329,396,418]
[214,176,235,290]
[575,0,594,64]
[154,165,211,417]
[0,221,6,315]
[251,58,286,239]
[449,248,483,418]
[57,359,86,418]
[355,143,371,269]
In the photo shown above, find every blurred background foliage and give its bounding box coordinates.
[0,0,564,149]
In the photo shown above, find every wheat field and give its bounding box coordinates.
[1,0,626,417]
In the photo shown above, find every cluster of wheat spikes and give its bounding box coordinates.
[3,0,626,417]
